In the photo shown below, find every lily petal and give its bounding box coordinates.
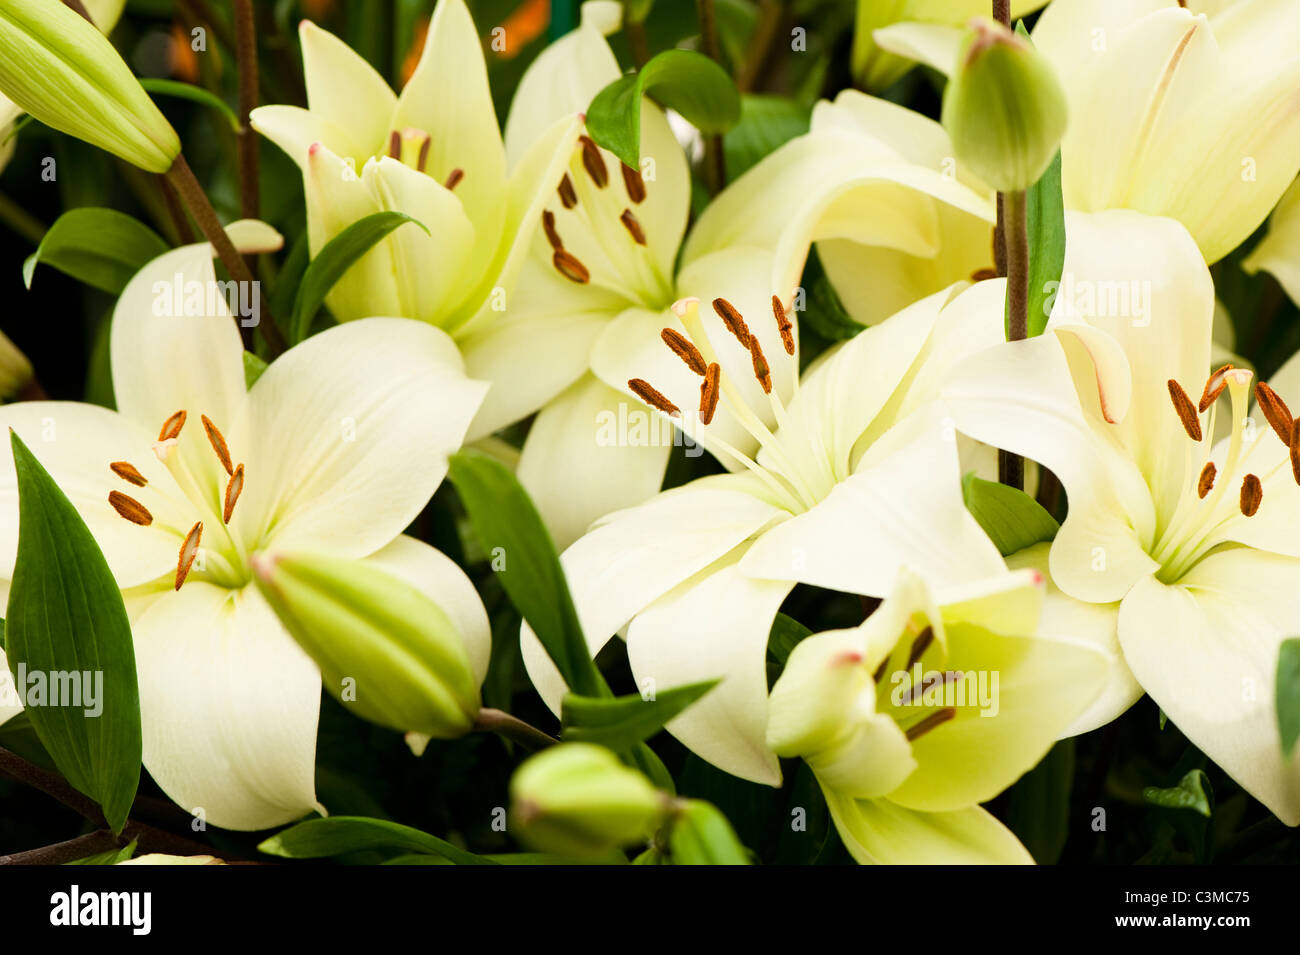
[298,20,395,159]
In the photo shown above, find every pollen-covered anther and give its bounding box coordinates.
[970,266,999,282]
[628,378,680,418]
[1290,419,1300,487]
[223,463,245,524]
[578,135,608,188]
[110,461,147,487]
[552,249,590,284]
[620,209,647,246]
[772,296,795,356]
[620,162,646,203]
[1239,473,1263,517]
[443,168,464,191]
[387,129,401,159]
[175,521,203,590]
[905,706,957,741]
[661,328,706,376]
[712,298,752,348]
[416,136,431,173]
[1197,461,1216,499]
[557,173,578,209]
[542,210,564,252]
[1167,379,1202,442]
[1254,381,1293,445]
[748,336,772,395]
[1198,363,1233,412]
[108,490,153,526]
[699,363,720,425]
[201,414,233,476]
[158,409,187,442]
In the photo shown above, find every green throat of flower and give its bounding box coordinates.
[1149,364,1300,583]
[541,133,674,309]
[107,409,251,591]
[384,126,465,192]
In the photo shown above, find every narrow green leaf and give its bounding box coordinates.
[447,449,609,699]
[562,681,717,749]
[961,472,1059,556]
[1025,150,1065,337]
[23,208,167,294]
[258,817,494,865]
[1277,638,1300,756]
[587,50,741,167]
[767,613,813,669]
[668,799,751,865]
[139,78,240,131]
[1143,769,1214,818]
[290,211,427,343]
[5,432,141,832]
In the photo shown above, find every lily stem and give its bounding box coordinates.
[163,154,288,356]
[999,187,1029,490]
[695,0,728,194]
[232,0,260,223]
[0,192,46,245]
[473,708,558,750]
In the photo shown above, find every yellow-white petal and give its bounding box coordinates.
[298,20,396,159]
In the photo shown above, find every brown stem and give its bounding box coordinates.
[993,0,1010,25]
[626,18,650,69]
[735,0,783,93]
[233,0,260,223]
[0,831,118,865]
[0,745,105,824]
[473,708,558,750]
[164,154,287,356]
[158,174,195,244]
[695,0,728,193]
[994,192,1007,276]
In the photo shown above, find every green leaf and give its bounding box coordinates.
[447,449,609,699]
[64,840,137,865]
[767,613,813,669]
[139,78,240,131]
[5,432,141,832]
[23,209,168,294]
[1143,769,1214,818]
[562,681,717,749]
[961,472,1059,556]
[724,95,810,182]
[587,50,741,168]
[668,799,751,865]
[1025,151,1065,337]
[1277,638,1300,756]
[258,817,494,865]
[1007,739,1075,864]
[290,211,427,343]
[243,351,268,389]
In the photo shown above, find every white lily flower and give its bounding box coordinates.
[768,565,1106,864]
[250,0,579,335]
[876,0,1300,263]
[942,209,1300,824]
[0,234,491,831]
[521,280,1015,786]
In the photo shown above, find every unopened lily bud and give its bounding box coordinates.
[510,744,665,858]
[941,18,1066,193]
[0,330,33,401]
[251,552,481,739]
[0,0,180,172]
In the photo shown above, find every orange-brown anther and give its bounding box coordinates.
[1198,363,1233,412]
[905,626,934,669]
[661,328,707,376]
[628,378,680,417]
[552,249,590,284]
[416,136,431,173]
[201,414,233,476]
[1254,382,1293,445]
[444,168,464,191]
[970,266,999,282]
[748,336,772,394]
[557,173,578,209]
[223,463,244,524]
[158,409,187,442]
[699,363,721,425]
[1240,473,1263,517]
[620,162,646,203]
[1291,419,1300,486]
[542,210,564,252]
[1167,380,1202,441]
[110,461,147,487]
[620,209,647,246]
[905,706,957,741]
[579,135,608,187]
[712,298,752,348]
[387,130,401,158]
[772,295,795,356]
[108,490,153,526]
[1197,462,1216,499]
[175,521,203,590]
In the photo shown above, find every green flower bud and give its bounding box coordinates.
[0,330,34,401]
[509,744,665,859]
[0,0,180,172]
[251,552,481,739]
[941,17,1066,193]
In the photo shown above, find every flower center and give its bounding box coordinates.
[106,410,250,590]
[541,134,674,309]
[381,126,464,192]
[871,617,958,742]
[627,295,836,514]
[1150,365,1300,581]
